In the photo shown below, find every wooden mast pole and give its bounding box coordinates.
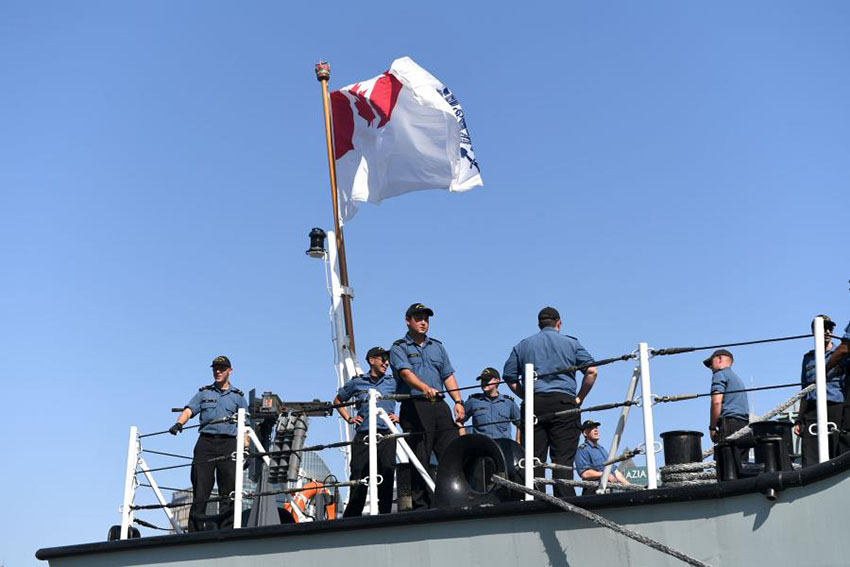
[315,61,356,354]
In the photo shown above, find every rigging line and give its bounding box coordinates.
[131,493,232,510]
[139,483,192,493]
[492,476,710,567]
[534,352,637,379]
[651,333,814,357]
[135,454,230,474]
[141,449,193,460]
[653,382,801,404]
[140,416,233,439]
[133,518,173,531]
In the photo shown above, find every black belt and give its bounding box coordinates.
[200,433,236,439]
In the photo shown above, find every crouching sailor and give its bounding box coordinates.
[334,347,399,516]
[574,420,630,495]
[169,355,249,531]
[458,367,521,442]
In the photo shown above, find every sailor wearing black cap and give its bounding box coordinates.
[574,420,630,495]
[502,306,598,497]
[706,349,750,459]
[459,368,521,441]
[389,303,465,509]
[169,355,249,531]
[333,347,399,516]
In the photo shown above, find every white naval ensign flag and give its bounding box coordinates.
[330,57,483,221]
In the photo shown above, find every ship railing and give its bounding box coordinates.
[580,316,834,493]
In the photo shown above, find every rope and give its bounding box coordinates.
[660,461,715,474]
[536,477,645,492]
[135,454,231,475]
[703,383,815,458]
[131,492,231,511]
[653,382,799,405]
[139,483,192,493]
[492,476,710,567]
[141,449,193,460]
[651,333,813,357]
[248,438,356,459]
[538,462,573,472]
[535,352,637,379]
[661,471,716,483]
[133,518,173,531]
[139,416,237,439]
[604,447,643,467]
[661,479,716,487]
[552,400,637,417]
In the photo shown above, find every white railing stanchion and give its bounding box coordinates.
[638,343,658,489]
[234,408,246,529]
[368,389,379,515]
[120,426,139,540]
[524,363,535,500]
[814,316,829,463]
[138,457,184,533]
[600,366,640,493]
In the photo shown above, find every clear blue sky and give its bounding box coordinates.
[3,2,849,565]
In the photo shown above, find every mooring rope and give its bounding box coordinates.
[492,476,710,567]
[535,477,645,492]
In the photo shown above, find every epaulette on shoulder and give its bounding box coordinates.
[231,387,244,396]
[429,337,443,344]
[578,443,587,449]
[469,393,485,399]
[392,338,405,346]
[564,334,578,340]
[199,385,215,391]
[503,394,515,401]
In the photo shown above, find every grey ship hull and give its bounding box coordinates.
[37,453,850,567]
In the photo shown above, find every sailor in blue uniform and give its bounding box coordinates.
[574,420,630,495]
[796,316,846,466]
[389,303,465,510]
[333,346,399,516]
[169,355,249,531]
[459,367,521,442]
[502,306,598,497]
[706,349,751,460]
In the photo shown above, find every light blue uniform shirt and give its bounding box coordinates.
[801,346,845,403]
[390,333,455,397]
[185,384,249,436]
[337,374,398,433]
[710,368,749,420]
[462,393,520,439]
[575,441,617,475]
[502,327,594,396]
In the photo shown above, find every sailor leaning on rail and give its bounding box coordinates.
[333,346,399,517]
[705,349,751,461]
[389,302,464,510]
[502,306,598,498]
[574,420,630,495]
[168,355,249,532]
[796,315,845,466]
[457,367,521,442]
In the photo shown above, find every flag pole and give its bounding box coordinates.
[315,61,356,354]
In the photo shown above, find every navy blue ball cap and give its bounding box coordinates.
[406,303,434,317]
[210,355,231,368]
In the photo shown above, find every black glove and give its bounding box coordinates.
[169,422,183,435]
